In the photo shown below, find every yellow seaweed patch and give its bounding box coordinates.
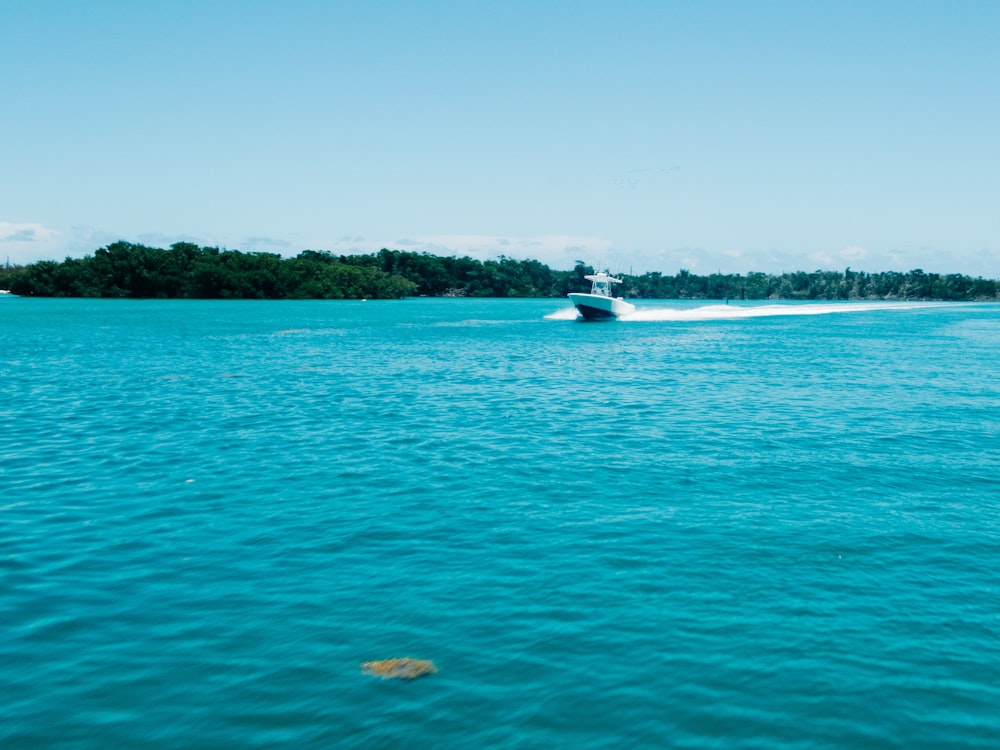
[361,658,437,680]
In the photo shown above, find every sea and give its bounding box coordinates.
[2,297,998,749]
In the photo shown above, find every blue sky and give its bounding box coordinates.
[3,0,998,275]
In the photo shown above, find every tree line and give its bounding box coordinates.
[2,241,997,301]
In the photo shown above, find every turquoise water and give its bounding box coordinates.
[2,297,998,749]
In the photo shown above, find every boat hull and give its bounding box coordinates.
[568,293,636,321]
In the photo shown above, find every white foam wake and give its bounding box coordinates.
[544,307,581,320]
[625,301,945,321]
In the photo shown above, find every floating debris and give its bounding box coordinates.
[361,658,437,680]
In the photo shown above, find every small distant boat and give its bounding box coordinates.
[568,272,635,320]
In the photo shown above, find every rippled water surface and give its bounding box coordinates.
[3,298,999,748]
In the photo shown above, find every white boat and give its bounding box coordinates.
[567,272,635,320]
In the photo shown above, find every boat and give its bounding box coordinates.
[567,271,636,320]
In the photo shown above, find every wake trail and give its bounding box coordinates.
[544,307,581,320]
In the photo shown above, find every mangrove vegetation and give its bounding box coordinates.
[2,241,997,301]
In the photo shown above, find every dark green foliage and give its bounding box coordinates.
[623,266,998,301]
[4,243,418,300]
[3,243,997,301]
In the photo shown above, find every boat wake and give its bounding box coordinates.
[547,301,944,322]
[545,307,582,320]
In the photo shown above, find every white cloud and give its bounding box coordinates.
[875,245,1000,277]
[414,234,614,269]
[839,245,868,263]
[12,221,991,279]
[806,250,837,269]
[0,222,57,244]
[302,234,616,270]
[242,236,293,250]
[0,222,61,264]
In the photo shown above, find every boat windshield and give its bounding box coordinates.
[585,273,621,297]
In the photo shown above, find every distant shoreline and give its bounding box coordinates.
[2,242,997,302]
